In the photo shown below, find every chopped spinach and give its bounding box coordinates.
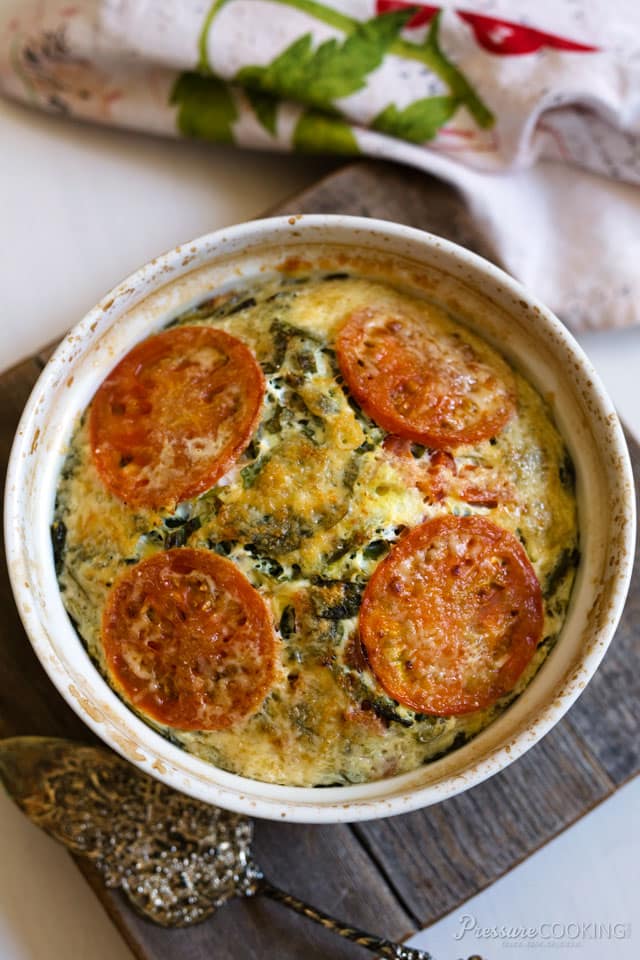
[242,512,316,555]
[316,393,340,416]
[310,579,365,620]
[263,317,321,375]
[355,439,375,454]
[208,539,233,556]
[279,605,297,638]
[164,507,194,529]
[293,349,317,375]
[325,535,361,564]
[424,730,468,760]
[164,516,201,549]
[264,403,283,435]
[362,539,390,561]
[544,546,580,598]
[516,527,527,548]
[367,697,414,728]
[245,437,261,460]
[559,452,576,490]
[51,520,67,575]
[342,454,362,492]
[290,702,314,738]
[288,390,325,436]
[166,291,235,326]
[336,662,416,729]
[141,529,165,547]
[246,550,284,579]
[538,633,556,650]
[265,290,292,303]
[345,392,385,444]
[241,454,270,488]
[226,296,257,315]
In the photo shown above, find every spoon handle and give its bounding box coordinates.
[258,879,432,959]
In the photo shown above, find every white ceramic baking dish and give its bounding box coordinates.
[4,215,635,822]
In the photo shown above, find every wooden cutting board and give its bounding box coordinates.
[1,160,638,960]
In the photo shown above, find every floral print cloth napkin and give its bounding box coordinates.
[2,0,640,330]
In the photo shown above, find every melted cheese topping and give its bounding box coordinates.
[54,275,579,786]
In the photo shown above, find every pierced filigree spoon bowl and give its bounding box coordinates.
[0,736,440,959]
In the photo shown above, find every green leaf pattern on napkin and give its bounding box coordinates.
[171,73,237,142]
[293,110,359,154]
[373,96,458,143]
[244,87,279,137]
[170,0,494,155]
[236,10,411,109]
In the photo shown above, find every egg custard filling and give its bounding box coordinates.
[53,273,579,787]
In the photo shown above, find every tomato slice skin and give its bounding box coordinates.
[90,325,265,509]
[382,436,515,507]
[102,549,277,731]
[359,516,543,716]
[336,308,515,447]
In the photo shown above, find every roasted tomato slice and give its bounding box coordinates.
[90,326,265,509]
[336,308,515,447]
[359,516,543,715]
[102,549,277,731]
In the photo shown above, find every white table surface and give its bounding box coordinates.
[1,95,638,960]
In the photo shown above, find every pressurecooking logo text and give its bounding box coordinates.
[454,913,632,948]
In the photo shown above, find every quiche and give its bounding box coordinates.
[53,271,579,787]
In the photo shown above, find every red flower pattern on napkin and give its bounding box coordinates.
[457,11,598,54]
[375,2,598,54]
[376,0,439,28]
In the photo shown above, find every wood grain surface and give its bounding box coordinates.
[0,160,638,959]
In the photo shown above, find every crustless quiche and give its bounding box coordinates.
[53,271,579,786]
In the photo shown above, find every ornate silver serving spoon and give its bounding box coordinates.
[0,736,455,960]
